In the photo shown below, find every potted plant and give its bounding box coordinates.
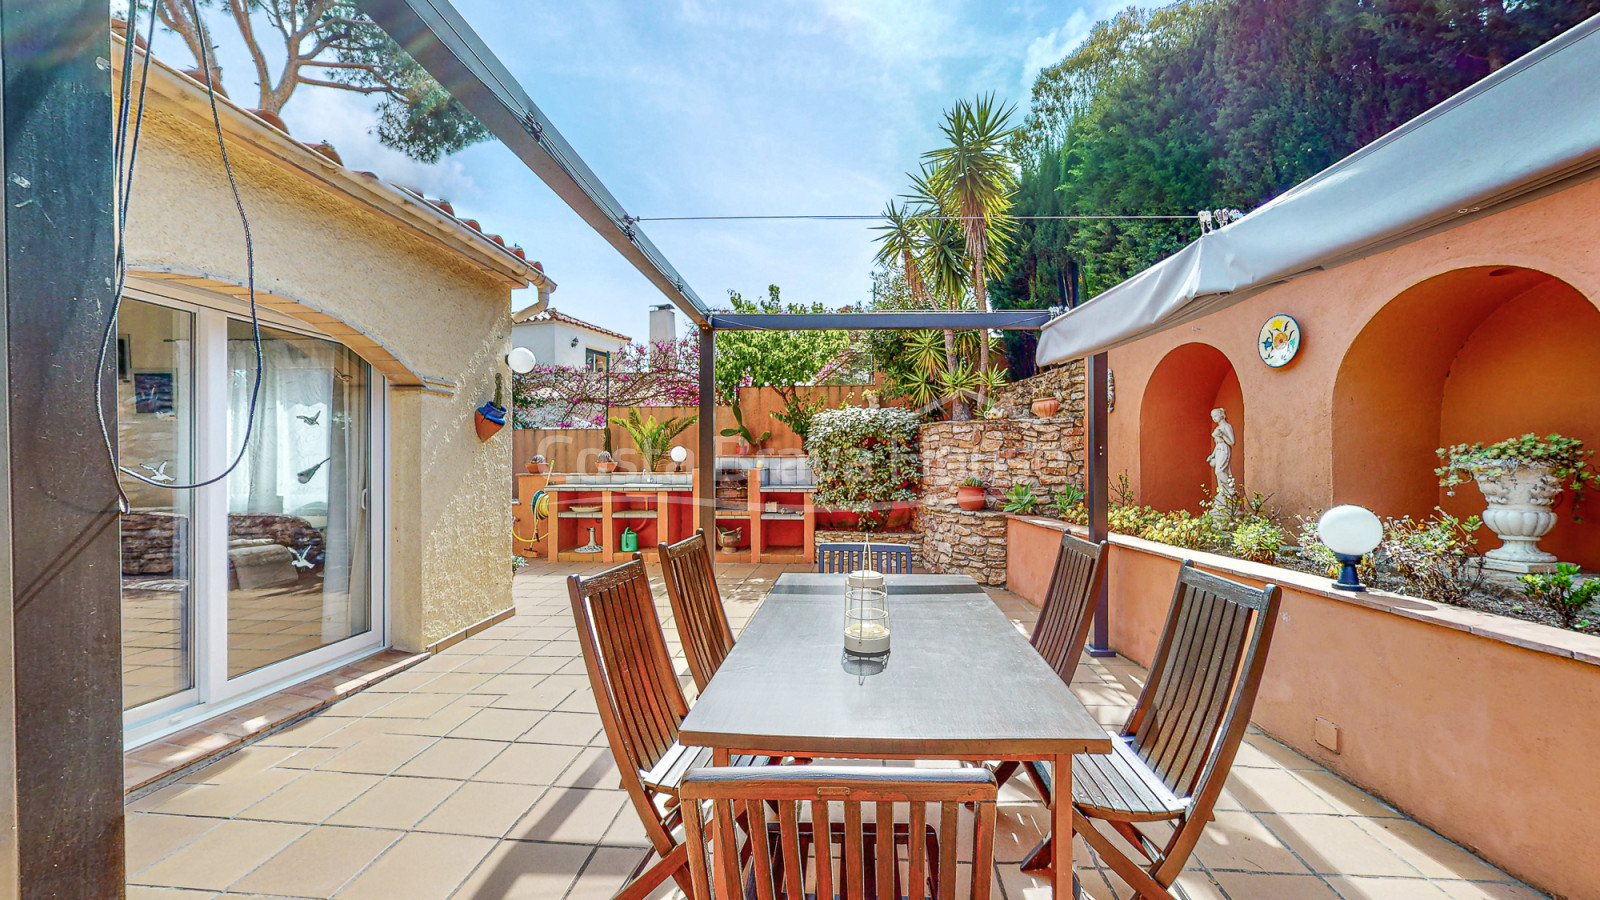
[612,409,696,472]
[957,477,988,511]
[1436,433,1600,571]
[475,374,508,441]
[721,400,769,456]
[595,450,617,474]
[1031,393,1060,419]
[525,454,549,475]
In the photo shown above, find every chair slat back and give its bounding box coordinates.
[1127,562,1281,800]
[568,558,688,780]
[659,530,734,692]
[1030,532,1108,683]
[817,542,913,574]
[681,766,996,900]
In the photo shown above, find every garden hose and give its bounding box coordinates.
[513,490,550,544]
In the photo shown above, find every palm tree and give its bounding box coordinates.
[924,95,1019,408]
[905,165,974,418]
[872,199,929,307]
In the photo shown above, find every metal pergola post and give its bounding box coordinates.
[697,326,716,530]
[1086,352,1114,657]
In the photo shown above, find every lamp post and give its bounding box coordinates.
[1318,505,1383,592]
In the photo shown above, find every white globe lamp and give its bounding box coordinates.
[1318,505,1383,592]
[506,347,537,374]
[670,445,688,473]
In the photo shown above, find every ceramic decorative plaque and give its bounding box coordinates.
[1258,314,1301,368]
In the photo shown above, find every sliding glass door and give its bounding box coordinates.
[121,293,385,739]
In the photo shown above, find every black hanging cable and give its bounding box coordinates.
[97,0,267,510]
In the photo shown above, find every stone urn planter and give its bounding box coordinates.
[1475,463,1562,573]
[1031,397,1060,418]
[717,526,742,552]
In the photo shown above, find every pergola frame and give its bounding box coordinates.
[355,0,1113,653]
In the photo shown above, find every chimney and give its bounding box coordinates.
[649,304,676,346]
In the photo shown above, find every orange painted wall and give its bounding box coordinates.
[1436,279,1600,563]
[1138,344,1243,512]
[1106,174,1600,569]
[1007,515,1600,900]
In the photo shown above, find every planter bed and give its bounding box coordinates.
[1007,513,1600,900]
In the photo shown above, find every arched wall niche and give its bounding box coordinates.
[1139,343,1243,513]
[1333,265,1600,567]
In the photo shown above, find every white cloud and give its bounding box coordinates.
[1020,10,1092,95]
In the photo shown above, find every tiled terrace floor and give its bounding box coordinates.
[126,560,1545,900]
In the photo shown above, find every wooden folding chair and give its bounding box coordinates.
[816,542,913,574]
[568,558,770,900]
[680,765,998,900]
[659,529,735,693]
[1024,562,1282,900]
[991,531,1108,801]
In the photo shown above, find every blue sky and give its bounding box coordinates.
[160,1,1141,341]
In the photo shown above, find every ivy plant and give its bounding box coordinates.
[1436,433,1600,519]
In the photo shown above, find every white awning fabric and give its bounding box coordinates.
[1035,12,1600,367]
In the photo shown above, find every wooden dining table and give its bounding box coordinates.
[678,572,1113,899]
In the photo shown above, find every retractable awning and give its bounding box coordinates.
[1035,11,1600,367]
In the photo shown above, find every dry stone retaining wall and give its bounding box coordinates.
[918,506,1008,584]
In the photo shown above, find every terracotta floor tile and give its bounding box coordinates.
[508,787,630,845]
[550,746,621,790]
[471,742,583,786]
[1211,871,1342,899]
[319,733,437,775]
[394,738,509,780]
[231,825,402,897]
[1226,767,1342,815]
[1258,813,1417,877]
[518,711,603,746]
[447,707,543,742]
[1325,875,1452,899]
[367,690,459,719]
[236,771,382,824]
[326,776,459,830]
[416,781,544,839]
[131,819,310,891]
[1191,810,1311,874]
[447,838,592,899]
[334,832,496,900]
[149,769,302,819]
[1352,818,1514,882]
[562,845,659,900]
[125,813,221,876]
[1291,770,1403,819]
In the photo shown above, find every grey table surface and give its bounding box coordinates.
[679,572,1112,760]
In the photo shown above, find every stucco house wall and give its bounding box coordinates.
[1107,174,1600,568]
[512,316,628,369]
[121,51,551,651]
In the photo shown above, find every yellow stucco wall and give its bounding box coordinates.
[123,94,521,652]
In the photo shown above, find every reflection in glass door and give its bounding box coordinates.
[225,321,372,678]
[118,299,195,710]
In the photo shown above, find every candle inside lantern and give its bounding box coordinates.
[844,569,890,656]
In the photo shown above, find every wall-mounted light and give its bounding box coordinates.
[506,347,536,374]
[1318,505,1382,592]
[670,445,688,473]
[570,337,580,348]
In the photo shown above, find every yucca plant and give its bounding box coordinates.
[613,409,696,472]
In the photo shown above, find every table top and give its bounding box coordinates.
[680,573,1112,759]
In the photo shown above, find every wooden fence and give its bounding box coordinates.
[512,384,879,486]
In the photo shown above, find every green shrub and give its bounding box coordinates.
[1231,520,1286,564]
[1520,564,1600,630]
[961,476,986,488]
[1295,513,1378,581]
[1002,483,1040,515]
[1382,509,1484,605]
[808,407,921,513]
[1437,432,1600,519]
[1138,510,1218,550]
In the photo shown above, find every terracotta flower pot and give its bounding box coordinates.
[474,402,506,441]
[957,485,987,511]
[525,460,549,475]
[1032,397,1060,418]
[596,460,618,474]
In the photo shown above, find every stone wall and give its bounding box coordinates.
[989,360,1087,420]
[918,506,1008,584]
[919,418,1085,511]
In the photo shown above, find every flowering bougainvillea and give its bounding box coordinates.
[511,338,699,428]
[808,406,921,513]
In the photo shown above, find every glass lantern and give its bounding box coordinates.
[844,569,890,656]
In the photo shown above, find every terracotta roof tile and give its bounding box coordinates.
[511,306,632,342]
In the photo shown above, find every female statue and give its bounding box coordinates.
[1207,407,1235,495]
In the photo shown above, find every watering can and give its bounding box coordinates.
[620,526,638,554]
